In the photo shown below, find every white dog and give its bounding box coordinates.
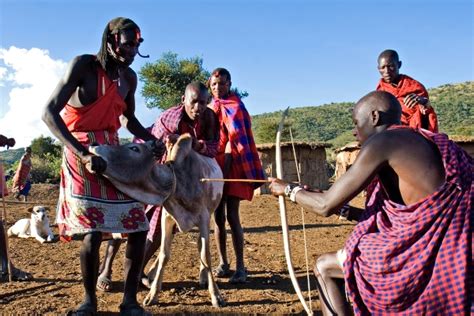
[8,206,54,244]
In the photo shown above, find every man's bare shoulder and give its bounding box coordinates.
[66,54,97,75]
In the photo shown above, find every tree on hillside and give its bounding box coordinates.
[139,51,248,111]
[29,135,62,183]
[30,135,62,158]
[139,52,210,110]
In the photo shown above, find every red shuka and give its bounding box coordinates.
[377,75,438,132]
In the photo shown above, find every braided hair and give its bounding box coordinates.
[97,17,142,70]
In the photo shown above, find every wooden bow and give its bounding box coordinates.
[275,107,313,315]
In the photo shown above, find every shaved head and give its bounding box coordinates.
[183,81,209,121]
[352,91,402,144]
[356,91,402,124]
[378,49,399,64]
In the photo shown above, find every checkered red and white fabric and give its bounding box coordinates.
[344,127,473,315]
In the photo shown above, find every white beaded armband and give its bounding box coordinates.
[289,186,304,203]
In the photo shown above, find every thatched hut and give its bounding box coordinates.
[451,135,474,157]
[255,141,330,194]
[334,142,360,180]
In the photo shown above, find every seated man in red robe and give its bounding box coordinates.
[269,91,472,315]
[42,17,164,316]
[96,81,219,290]
[376,49,438,132]
[209,68,265,283]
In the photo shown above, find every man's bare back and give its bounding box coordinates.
[356,127,445,206]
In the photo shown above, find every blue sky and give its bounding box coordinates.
[0,0,472,147]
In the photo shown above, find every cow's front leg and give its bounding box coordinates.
[143,211,175,306]
[198,211,226,307]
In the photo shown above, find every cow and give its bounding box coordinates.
[89,134,225,307]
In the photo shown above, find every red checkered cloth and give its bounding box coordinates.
[138,104,218,241]
[211,94,265,201]
[344,127,473,315]
[11,154,31,193]
[152,104,218,158]
[0,163,7,197]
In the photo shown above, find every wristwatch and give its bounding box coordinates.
[284,183,300,197]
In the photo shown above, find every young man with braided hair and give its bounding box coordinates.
[43,17,164,315]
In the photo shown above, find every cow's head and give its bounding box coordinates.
[90,141,175,205]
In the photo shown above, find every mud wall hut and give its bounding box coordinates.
[334,142,360,180]
[256,142,330,194]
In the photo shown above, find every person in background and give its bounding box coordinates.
[11,147,32,201]
[376,49,438,132]
[209,68,265,283]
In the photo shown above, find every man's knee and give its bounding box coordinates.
[314,252,341,279]
[83,232,102,246]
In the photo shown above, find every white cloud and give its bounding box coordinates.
[0,46,67,148]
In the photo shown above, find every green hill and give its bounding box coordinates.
[0,147,25,167]
[252,81,474,149]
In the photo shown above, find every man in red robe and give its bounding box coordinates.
[376,49,438,132]
[43,17,163,315]
[269,91,472,315]
[11,146,32,201]
[209,68,265,283]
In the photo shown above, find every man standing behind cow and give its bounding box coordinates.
[269,91,472,315]
[376,49,438,132]
[42,17,164,315]
[97,81,219,290]
[209,68,265,283]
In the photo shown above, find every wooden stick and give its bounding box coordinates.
[3,200,56,206]
[1,196,12,282]
[200,178,270,183]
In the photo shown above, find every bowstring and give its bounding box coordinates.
[289,127,313,310]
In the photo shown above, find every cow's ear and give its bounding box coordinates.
[44,207,50,212]
[27,207,34,213]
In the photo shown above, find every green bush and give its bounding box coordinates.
[30,153,62,184]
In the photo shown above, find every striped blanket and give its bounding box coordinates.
[212,94,265,201]
[56,131,147,236]
[344,129,473,315]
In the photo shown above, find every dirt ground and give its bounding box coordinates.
[0,184,361,315]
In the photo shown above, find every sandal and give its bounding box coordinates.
[213,263,231,277]
[96,275,112,292]
[1,267,33,282]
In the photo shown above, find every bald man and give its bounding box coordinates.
[269,91,472,315]
[376,49,438,132]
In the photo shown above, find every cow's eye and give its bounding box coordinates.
[129,146,140,152]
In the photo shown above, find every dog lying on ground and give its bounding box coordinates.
[8,206,54,243]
